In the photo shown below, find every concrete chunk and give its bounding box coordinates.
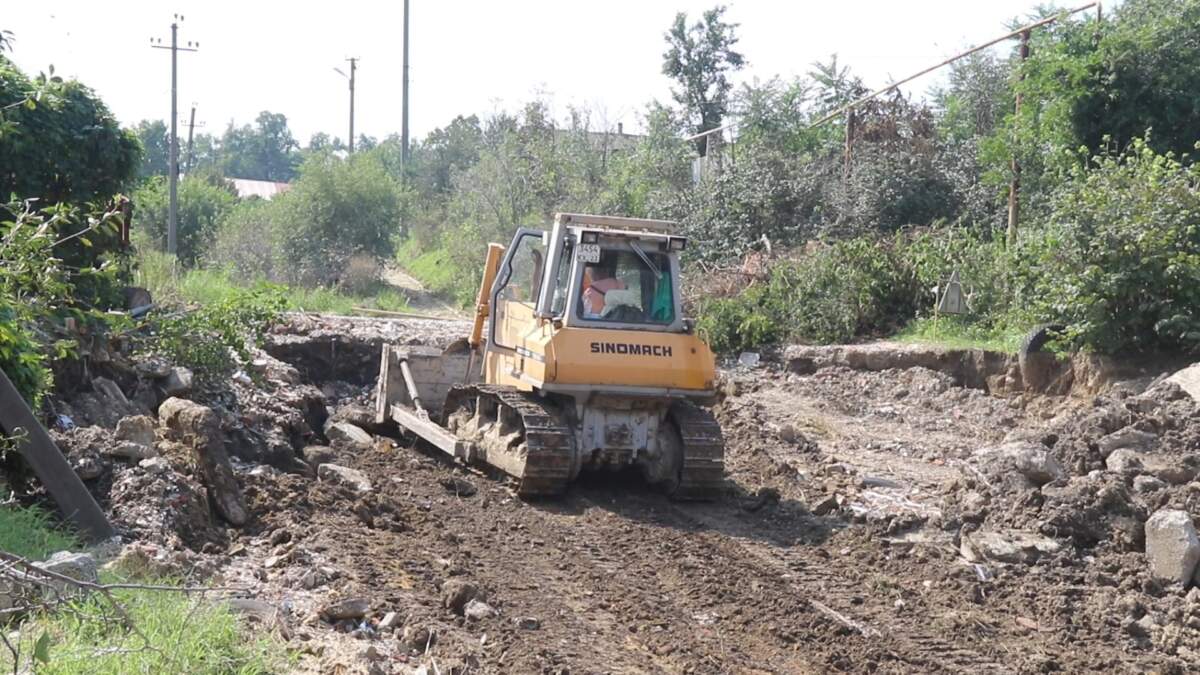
[317,463,373,493]
[1144,509,1200,585]
[324,421,372,449]
[115,415,156,447]
[1098,428,1157,458]
[960,529,1061,564]
[161,367,194,397]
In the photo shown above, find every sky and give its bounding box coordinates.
[3,1,1094,144]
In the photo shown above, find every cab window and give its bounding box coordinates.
[577,247,674,325]
[497,232,545,304]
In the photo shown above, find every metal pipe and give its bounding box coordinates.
[399,359,426,418]
[684,1,1100,142]
[808,2,1098,129]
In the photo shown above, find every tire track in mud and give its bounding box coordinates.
[581,491,1014,675]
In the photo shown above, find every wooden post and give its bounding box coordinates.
[843,109,856,182]
[0,369,114,542]
[1006,29,1031,248]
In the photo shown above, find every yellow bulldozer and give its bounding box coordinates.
[375,213,724,498]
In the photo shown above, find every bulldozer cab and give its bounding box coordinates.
[487,214,686,354]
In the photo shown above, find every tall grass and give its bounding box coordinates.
[134,246,410,315]
[0,505,78,560]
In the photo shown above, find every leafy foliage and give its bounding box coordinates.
[0,57,140,204]
[217,111,300,181]
[132,174,238,266]
[0,200,125,405]
[132,119,170,179]
[1021,139,1200,354]
[662,5,746,151]
[146,285,285,382]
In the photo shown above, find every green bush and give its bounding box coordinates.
[697,235,926,352]
[205,152,407,288]
[145,285,285,382]
[1022,139,1200,354]
[132,175,238,266]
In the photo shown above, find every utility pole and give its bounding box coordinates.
[335,58,358,153]
[185,105,197,174]
[151,16,197,257]
[1006,29,1030,247]
[401,0,411,167]
[348,57,357,153]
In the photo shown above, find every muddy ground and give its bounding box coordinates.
[46,314,1200,673]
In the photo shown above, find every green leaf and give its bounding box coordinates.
[33,631,52,663]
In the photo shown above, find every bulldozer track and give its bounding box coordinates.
[664,504,1014,674]
[443,384,575,497]
[669,400,726,501]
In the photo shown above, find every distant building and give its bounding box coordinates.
[228,178,292,200]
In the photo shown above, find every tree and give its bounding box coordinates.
[1072,0,1200,156]
[219,111,300,181]
[133,119,170,178]
[662,5,746,154]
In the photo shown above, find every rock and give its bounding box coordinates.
[105,440,158,461]
[329,404,380,432]
[159,397,248,526]
[135,357,173,379]
[92,377,130,406]
[73,455,104,480]
[317,463,373,494]
[778,424,798,443]
[1012,446,1066,486]
[1098,428,1158,458]
[463,599,497,622]
[737,352,760,368]
[1167,363,1200,402]
[439,477,477,497]
[811,494,842,516]
[442,579,483,615]
[303,446,337,467]
[324,421,373,449]
[161,367,194,397]
[971,441,1058,491]
[102,543,186,579]
[34,551,99,585]
[1106,448,1144,474]
[115,415,156,447]
[401,625,434,650]
[1149,456,1200,486]
[959,529,1062,565]
[1144,509,1200,586]
[138,456,170,474]
[1134,475,1168,494]
[378,611,400,631]
[322,598,370,621]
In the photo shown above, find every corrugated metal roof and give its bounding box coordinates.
[228,178,292,200]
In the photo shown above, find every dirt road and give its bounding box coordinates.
[224,341,1188,673]
[54,315,1200,673]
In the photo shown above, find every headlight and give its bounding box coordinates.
[668,237,687,251]
[581,231,599,244]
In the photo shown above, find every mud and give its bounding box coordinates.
[41,315,1200,673]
